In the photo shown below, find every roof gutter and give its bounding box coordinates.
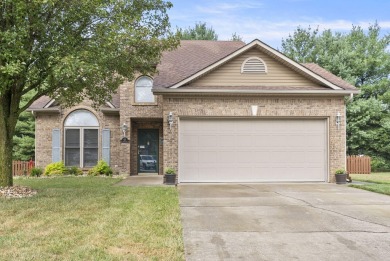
[153,88,360,95]
[26,108,60,113]
[100,108,120,114]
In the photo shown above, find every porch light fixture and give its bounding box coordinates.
[121,123,129,143]
[167,112,174,129]
[251,105,258,116]
[336,112,341,129]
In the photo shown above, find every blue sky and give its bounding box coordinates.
[168,0,390,48]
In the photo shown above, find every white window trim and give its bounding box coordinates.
[241,56,268,74]
[64,127,99,168]
[135,76,155,103]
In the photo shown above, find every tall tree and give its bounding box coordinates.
[179,22,218,40]
[281,23,390,87]
[281,23,390,165]
[13,91,35,161]
[0,0,179,186]
[230,32,243,42]
[347,98,390,157]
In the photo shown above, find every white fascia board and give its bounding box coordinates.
[153,88,359,95]
[105,101,116,108]
[44,99,56,108]
[26,108,60,112]
[169,39,342,90]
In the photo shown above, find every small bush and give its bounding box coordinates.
[164,167,176,175]
[88,160,113,176]
[30,167,44,177]
[66,166,83,176]
[44,162,67,176]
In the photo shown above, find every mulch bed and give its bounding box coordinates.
[0,186,37,199]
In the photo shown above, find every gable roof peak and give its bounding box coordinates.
[165,38,357,91]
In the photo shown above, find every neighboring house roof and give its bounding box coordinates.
[29,39,358,110]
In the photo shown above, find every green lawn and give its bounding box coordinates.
[350,172,390,196]
[350,172,390,184]
[0,177,184,261]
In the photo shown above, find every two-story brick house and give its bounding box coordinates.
[29,39,358,182]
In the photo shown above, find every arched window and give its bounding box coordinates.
[135,76,154,103]
[64,110,99,168]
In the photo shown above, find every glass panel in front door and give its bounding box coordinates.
[138,129,159,173]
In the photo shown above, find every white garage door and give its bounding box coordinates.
[179,118,327,182]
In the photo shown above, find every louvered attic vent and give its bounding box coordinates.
[241,57,267,73]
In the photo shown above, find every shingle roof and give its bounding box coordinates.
[28,96,52,109]
[29,40,357,110]
[110,92,120,108]
[153,40,246,88]
[301,63,356,91]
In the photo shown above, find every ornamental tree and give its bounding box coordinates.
[0,0,179,186]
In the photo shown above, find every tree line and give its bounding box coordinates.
[281,23,390,170]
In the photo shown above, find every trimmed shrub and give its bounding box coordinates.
[30,167,44,177]
[67,166,83,176]
[88,160,113,176]
[44,162,67,176]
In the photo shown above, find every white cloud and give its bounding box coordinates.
[168,1,390,48]
[205,18,390,47]
[195,1,264,14]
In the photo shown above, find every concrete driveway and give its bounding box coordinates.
[179,183,390,261]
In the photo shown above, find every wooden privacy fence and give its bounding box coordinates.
[12,160,35,176]
[347,156,371,174]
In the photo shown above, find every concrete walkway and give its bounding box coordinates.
[179,183,390,261]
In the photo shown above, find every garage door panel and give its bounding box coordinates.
[216,151,238,163]
[217,135,238,147]
[198,135,218,147]
[182,135,199,147]
[179,119,327,182]
[198,151,217,163]
[181,151,199,163]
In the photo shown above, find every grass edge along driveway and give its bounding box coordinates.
[350,172,390,196]
[0,176,184,261]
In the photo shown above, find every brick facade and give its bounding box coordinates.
[162,95,346,182]
[34,90,347,182]
[32,39,354,183]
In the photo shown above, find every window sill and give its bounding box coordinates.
[132,102,159,106]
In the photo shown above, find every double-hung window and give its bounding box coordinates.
[64,110,99,167]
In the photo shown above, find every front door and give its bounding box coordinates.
[138,129,159,174]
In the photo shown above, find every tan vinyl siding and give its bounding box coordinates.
[188,48,327,88]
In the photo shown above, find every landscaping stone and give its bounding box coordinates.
[0,186,37,199]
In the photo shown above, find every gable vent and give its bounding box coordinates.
[241,57,267,73]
